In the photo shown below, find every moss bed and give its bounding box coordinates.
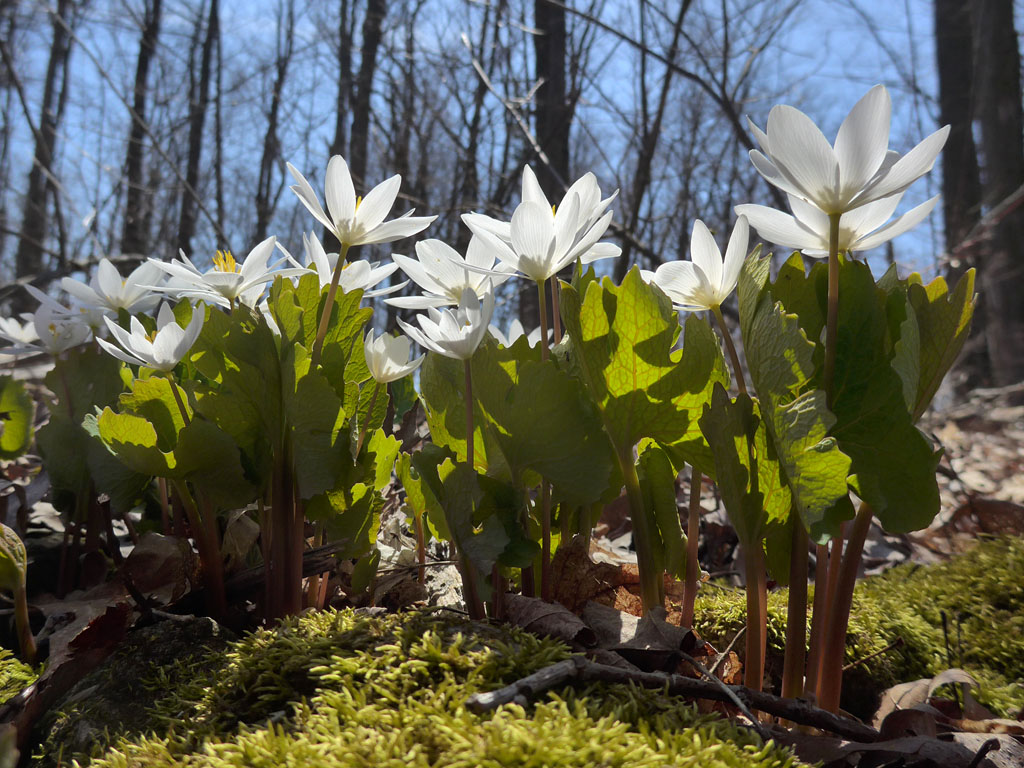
[693,535,1024,718]
[36,609,802,767]
[1,535,1021,765]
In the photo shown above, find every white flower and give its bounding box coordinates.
[397,286,495,361]
[0,304,92,356]
[60,258,164,314]
[287,155,435,247]
[643,216,750,312]
[150,237,304,309]
[488,318,550,348]
[285,232,404,296]
[24,284,111,336]
[736,193,939,257]
[462,166,621,282]
[0,315,39,348]
[97,302,204,372]
[385,237,515,309]
[363,329,424,383]
[748,84,949,215]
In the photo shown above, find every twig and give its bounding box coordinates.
[465,656,881,743]
[708,626,746,675]
[680,650,767,739]
[842,636,904,673]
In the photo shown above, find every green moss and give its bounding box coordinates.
[692,536,1024,718]
[0,647,38,703]
[57,608,802,767]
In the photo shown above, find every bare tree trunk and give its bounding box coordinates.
[177,0,218,258]
[522,0,569,325]
[324,0,356,252]
[213,6,225,249]
[255,0,295,244]
[971,0,1024,386]
[11,0,74,311]
[121,0,163,264]
[349,0,387,190]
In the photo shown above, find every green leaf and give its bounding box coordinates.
[420,352,510,480]
[0,523,27,593]
[437,459,510,576]
[361,429,400,492]
[560,267,727,460]
[286,357,348,500]
[118,376,189,450]
[637,441,686,580]
[399,447,451,541]
[97,407,175,477]
[770,253,828,349]
[698,386,766,547]
[175,419,256,510]
[907,270,976,421]
[0,376,34,460]
[388,375,418,431]
[306,482,382,560]
[829,258,940,533]
[81,413,152,514]
[470,336,617,508]
[741,265,852,542]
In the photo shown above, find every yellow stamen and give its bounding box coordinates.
[212,249,238,273]
[551,204,557,216]
[356,195,363,210]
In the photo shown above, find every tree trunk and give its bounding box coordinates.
[523,0,569,326]
[255,0,295,244]
[121,0,163,263]
[12,0,74,311]
[177,0,218,258]
[971,0,1024,386]
[323,0,355,252]
[349,0,387,191]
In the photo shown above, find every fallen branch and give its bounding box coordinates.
[465,656,881,743]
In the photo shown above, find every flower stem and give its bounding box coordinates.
[711,304,747,395]
[782,517,808,699]
[805,541,829,695]
[743,542,767,692]
[550,278,562,345]
[537,279,550,362]
[311,242,351,368]
[682,468,702,628]
[818,503,873,713]
[823,213,841,406]
[355,381,382,456]
[14,584,36,665]
[619,450,664,613]
[172,479,226,619]
[461,358,486,619]
[167,376,192,427]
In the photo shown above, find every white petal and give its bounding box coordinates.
[356,174,401,232]
[765,105,841,209]
[652,261,703,305]
[521,165,550,208]
[855,125,950,207]
[325,155,357,227]
[580,241,621,263]
[61,278,103,308]
[384,294,452,309]
[356,214,435,245]
[510,202,556,281]
[97,337,146,368]
[721,215,750,298]
[852,195,940,252]
[749,150,807,200]
[834,85,891,200]
[95,259,124,301]
[840,193,903,237]
[287,162,335,233]
[689,220,724,292]
[734,204,824,251]
[462,212,512,243]
[240,236,277,279]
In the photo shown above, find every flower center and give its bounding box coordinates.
[213,250,239,273]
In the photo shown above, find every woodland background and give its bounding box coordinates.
[0,0,1021,387]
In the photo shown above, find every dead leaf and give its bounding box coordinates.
[581,602,696,673]
[945,734,1024,768]
[123,533,196,605]
[878,705,942,739]
[503,593,596,648]
[221,510,259,572]
[873,668,979,728]
[548,534,629,612]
